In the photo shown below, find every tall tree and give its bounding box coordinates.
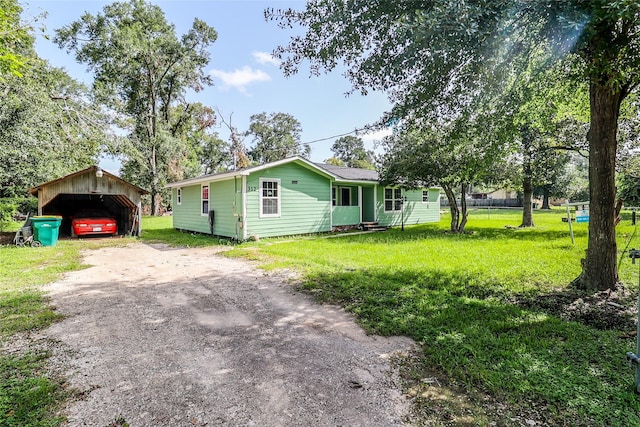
[55,0,218,215]
[269,1,640,291]
[330,135,374,169]
[0,60,109,197]
[323,157,346,167]
[0,0,34,78]
[493,58,587,227]
[246,112,309,164]
[618,174,640,207]
[169,103,228,176]
[379,122,504,233]
[217,110,250,170]
[535,149,572,210]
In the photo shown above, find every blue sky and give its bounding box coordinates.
[24,0,393,173]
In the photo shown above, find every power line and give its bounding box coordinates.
[302,126,375,145]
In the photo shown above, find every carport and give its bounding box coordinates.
[28,166,148,237]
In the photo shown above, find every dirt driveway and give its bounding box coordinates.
[44,243,416,426]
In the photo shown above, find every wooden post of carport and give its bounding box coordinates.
[136,200,143,236]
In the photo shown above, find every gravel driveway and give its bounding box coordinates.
[44,242,416,426]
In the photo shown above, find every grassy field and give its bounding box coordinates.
[2,210,640,425]
[227,208,640,426]
[0,233,129,427]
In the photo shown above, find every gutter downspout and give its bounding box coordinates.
[329,180,333,230]
[373,184,378,222]
[358,186,363,224]
[242,175,248,240]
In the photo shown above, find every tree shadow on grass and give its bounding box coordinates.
[325,223,587,245]
[299,267,640,426]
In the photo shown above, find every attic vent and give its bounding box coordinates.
[291,180,298,184]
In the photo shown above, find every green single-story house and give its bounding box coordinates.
[165,156,440,240]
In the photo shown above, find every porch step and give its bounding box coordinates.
[359,222,389,232]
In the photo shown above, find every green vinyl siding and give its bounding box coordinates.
[170,159,440,240]
[332,206,360,226]
[172,185,210,234]
[377,187,440,227]
[172,178,243,238]
[209,178,242,239]
[246,163,331,238]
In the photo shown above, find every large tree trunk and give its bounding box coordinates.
[573,83,623,291]
[150,144,159,216]
[443,185,460,232]
[443,184,468,233]
[520,126,535,227]
[541,186,551,210]
[520,174,535,227]
[459,183,468,232]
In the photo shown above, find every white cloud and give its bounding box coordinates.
[252,51,279,66]
[209,66,271,94]
[359,127,392,143]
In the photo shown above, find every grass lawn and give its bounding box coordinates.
[0,232,130,427]
[0,216,222,426]
[2,211,640,425]
[228,208,640,426]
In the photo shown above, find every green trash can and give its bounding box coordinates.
[31,216,63,247]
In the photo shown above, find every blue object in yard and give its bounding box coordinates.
[31,216,62,246]
[576,209,589,223]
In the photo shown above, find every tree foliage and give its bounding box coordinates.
[0,0,34,78]
[269,1,640,290]
[247,112,309,164]
[55,0,218,215]
[330,135,374,169]
[0,60,109,197]
[617,174,640,207]
[379,122,506,233]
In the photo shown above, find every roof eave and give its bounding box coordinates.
[165,171,248,188]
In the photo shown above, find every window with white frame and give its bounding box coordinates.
[332,187,337,206]
[422,190,429,203]
[384,187,402,212]
[260,178,280,217]
[201,185,209,215]
[177,188,182,205]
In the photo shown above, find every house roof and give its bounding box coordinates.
[165,156,336,188]
[165,156,437,189]
[314,163,379,182]
[28,165,149,195]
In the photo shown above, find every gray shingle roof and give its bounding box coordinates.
[315,163,379,181]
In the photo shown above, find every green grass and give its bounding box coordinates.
[0,215,221,426]
[228,208,640,426]
[4,211,640,425]
[0,351,68,427]
[140,215,237,247]
[0,237,130,426]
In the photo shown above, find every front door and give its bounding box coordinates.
[362,186,375,222]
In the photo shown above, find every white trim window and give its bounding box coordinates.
[201,184,209,215]
[259,178,281,217]
[422,190,429,203]
[176,188,182,205]
[332,187,337,206]
[384,187,402,212]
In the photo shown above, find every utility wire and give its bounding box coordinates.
[301,125,378,145]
